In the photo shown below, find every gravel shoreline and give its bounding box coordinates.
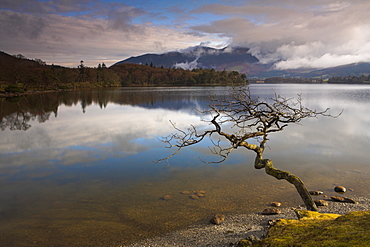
[124,196,370,247]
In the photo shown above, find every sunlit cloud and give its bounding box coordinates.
[191,0,370,69]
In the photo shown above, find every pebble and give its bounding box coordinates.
[261,208,281,215]
[314,200,329,207]
[210,214,225,225]
[162,195,172,200]
[269,202,282,207]
[189,195,200,200]
[309,191,324,195]
[334,186,346,193]
[331,196,357,204]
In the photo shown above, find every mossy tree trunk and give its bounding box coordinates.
[254,155,318,211]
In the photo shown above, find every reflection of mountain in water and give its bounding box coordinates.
[0,88,223,131]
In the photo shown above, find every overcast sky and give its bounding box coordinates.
[1,0,370,68]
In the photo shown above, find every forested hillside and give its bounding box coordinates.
[0,52,121,93]
[0,51,247,96]
[109,63,247,86]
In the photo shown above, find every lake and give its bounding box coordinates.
[0,84,369,246]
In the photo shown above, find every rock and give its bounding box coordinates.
[334,186,346,193]
[237,239,252,246]
[261,208,281,215]
[309,191,324,195]
[268,219,281,226]
[247,235,260,243]
[197,190,207,194]
[269,202,282,207]
[162,195,172,200]
[196,193,205,197]
[189,195,200,200]
[238,236,261,246]
[314,199,329,207]
[180,191,191,195]
[330,196,357,204]
[210,214,225,225]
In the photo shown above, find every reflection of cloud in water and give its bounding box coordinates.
[1,85,370,174]
[0,104,207,169]
[259,101,370,168]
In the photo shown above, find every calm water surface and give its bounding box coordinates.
[0,85,369,246]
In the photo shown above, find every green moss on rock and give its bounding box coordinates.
[258,210,370,247]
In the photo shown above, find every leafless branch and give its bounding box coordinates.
[157,86,340,164]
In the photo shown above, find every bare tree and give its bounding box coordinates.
[158,86,340,211]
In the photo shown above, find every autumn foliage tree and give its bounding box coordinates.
[159,86,340,211]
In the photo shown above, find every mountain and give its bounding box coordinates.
[114,46,370,79]
[114,46,267,75]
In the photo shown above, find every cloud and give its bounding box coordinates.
[174,57,199,70]
[191,0,370,69]
[0,1,228,67]
[106,4,146,33]
[3,0,368,69]
[0,10,47,39]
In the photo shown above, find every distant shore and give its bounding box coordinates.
[125,196,370,247]
[3,82,370,99]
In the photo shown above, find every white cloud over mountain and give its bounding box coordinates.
[191,1,370,69]
[0,0,369,69]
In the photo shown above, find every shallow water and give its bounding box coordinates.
[0,85,369,246]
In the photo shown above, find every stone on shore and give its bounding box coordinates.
[262,208,281,215]
[314,199,329,207]
[334,186,346,193]
[238,236,261,246]
[309,190,324,195]
[331,196,357,204]
[210,214,225,225]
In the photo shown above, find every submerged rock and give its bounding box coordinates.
[269,202,282,207]
[314,199,329,207]
[189,195,200,200]
[162,195,172,200]
[262,208,281,215]
[309,191,324,195]
[331,196,357,204]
